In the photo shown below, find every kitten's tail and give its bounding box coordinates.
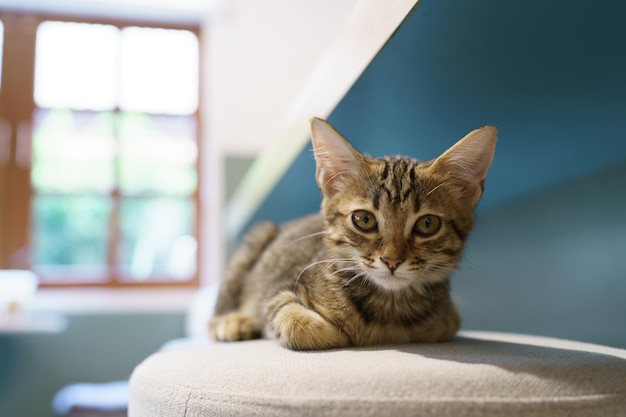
[213,222,279,315]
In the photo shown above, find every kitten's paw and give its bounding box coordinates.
[209,312,262,341]
[272,303,351,350]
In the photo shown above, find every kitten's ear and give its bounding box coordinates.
[431,126,497,206]
[310,118,361,195]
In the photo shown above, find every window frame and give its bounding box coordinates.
[0,11,203,288]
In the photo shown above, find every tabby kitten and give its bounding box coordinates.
[210,118,497,350]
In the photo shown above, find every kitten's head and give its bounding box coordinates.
[310,118,496,292]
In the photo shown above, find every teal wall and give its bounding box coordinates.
[454,161,626,348]
[0,312,184,417]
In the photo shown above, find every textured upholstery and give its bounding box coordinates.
[129,331,626,417]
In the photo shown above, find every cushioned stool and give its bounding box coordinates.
[129,331,626,417]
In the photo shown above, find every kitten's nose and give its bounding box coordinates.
[381,256,405,272]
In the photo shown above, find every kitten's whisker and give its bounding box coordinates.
[286,231,329,246]
[342,270,368,288]
[309,259,357,286]
[424,180,451,199]
[295,258,354,286]
[360,275,372,288]
[332,266,359,277]
[320,170,350,194]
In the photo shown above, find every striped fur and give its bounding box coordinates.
[210,119,497,350]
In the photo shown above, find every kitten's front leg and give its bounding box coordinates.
[209,312,263,341]
[266,291,351,350]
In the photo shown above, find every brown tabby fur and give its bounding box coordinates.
[209,118,497,350]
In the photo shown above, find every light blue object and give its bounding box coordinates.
[52,380,130,414]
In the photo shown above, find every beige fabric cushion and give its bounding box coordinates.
[129,331,626,417]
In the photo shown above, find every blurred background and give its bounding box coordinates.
[0,0,625,415]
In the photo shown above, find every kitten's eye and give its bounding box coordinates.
[351,210,378,232]
[414,215,442,236]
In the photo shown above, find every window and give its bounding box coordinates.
[0,13,202,287]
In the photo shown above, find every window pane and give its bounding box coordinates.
[34,21,118,110]
[32,196,112,283]
[32,109,116,193]
[119,198,196,282]
[119,113,197,195]
[120,27,199,115]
